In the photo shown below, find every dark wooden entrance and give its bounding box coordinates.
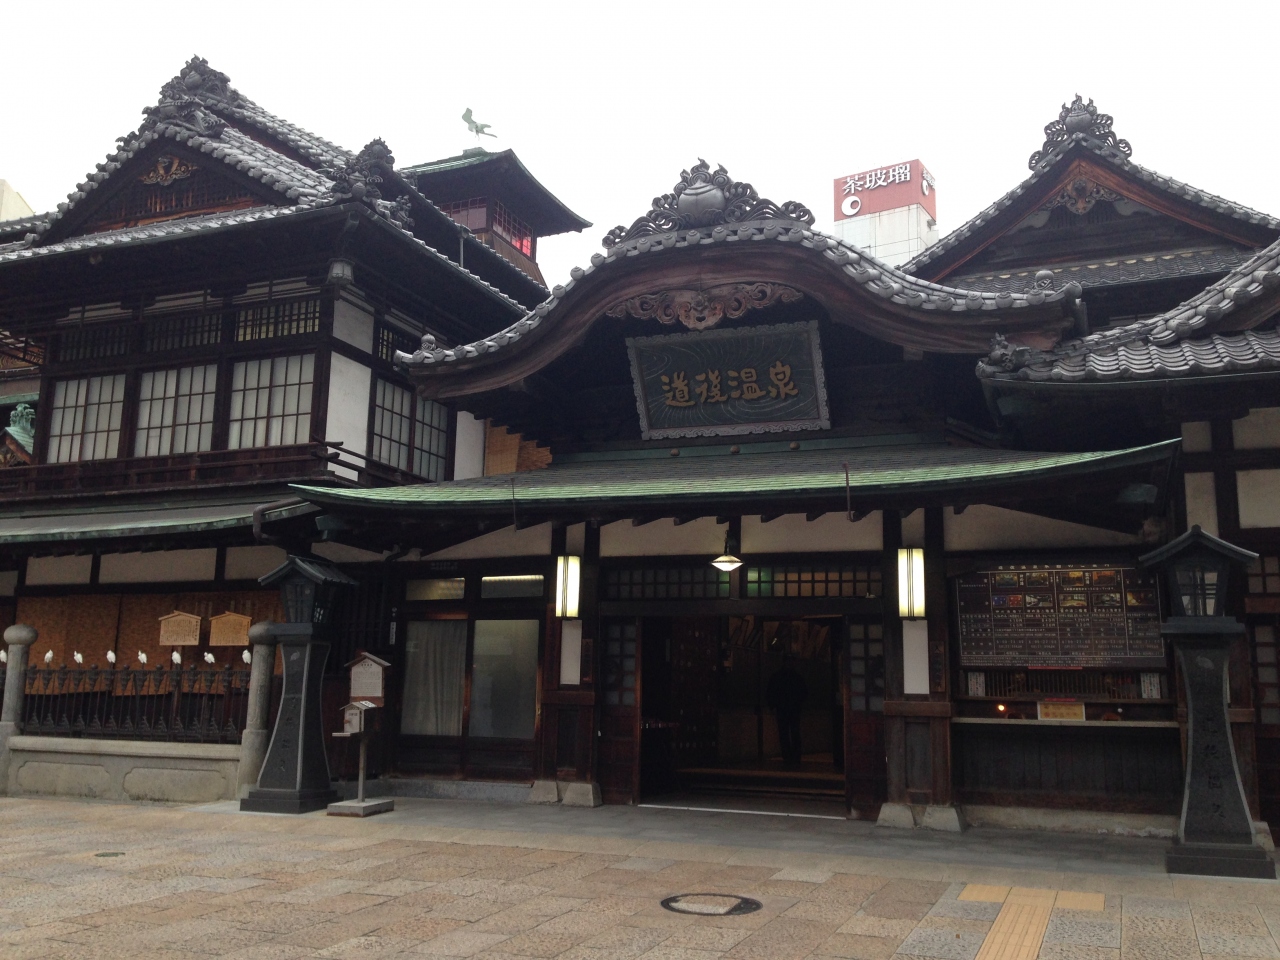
[598,618,640,803]
[845,617,887,813]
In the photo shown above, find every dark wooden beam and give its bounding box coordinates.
[805,511,826,522]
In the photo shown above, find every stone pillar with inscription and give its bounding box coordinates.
[1,624,36,785]
[240,556,357,814]
[238,622,280,798]
[1140,526,1276,878]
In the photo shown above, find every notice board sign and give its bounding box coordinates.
[956,564,1163,667]
[626,321,830,439]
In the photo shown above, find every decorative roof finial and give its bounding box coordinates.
[603,159,814,248]
[1028,95,1131,171]
[161,56,239,104]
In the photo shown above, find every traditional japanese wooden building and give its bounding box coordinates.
[278,98,1280,836]
[5,82,1280,838]
[0,58,583,781]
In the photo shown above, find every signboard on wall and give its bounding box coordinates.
[833,159,937,221]
[158,611,201,646]
[955,564,1163,667]
[626,321,830,440]
[209,612,251,646]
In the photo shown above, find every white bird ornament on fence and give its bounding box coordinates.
[204,652,215,664]
[106,650,116,664]
[44,650,53,665]
[73,652,83,664]
[0,649,7,664]
[241,650,252,664]
[138,651,147,664]
[171,651,182,665]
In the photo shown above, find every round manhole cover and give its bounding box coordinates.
[661,894,762,916]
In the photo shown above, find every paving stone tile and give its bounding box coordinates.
[1043,915,1121,948]
[1195,933,1280,958]
[1195,910,1270,937]
[412,928,513,956]
[1123,915,1197,938]
[862,900,933,922]
[661,925,753,951]
[895,925,985,960]
[1118,934,1202,960]
[815,933,900,960]
[1123,897,1193,919]
[314,934,425,958]
[927,900,1001,922]
[1037,946,1120,960]
[837,916,919,939]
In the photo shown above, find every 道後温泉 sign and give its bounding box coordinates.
[626,321,831,439]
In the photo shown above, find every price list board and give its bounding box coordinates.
[956,565,1164,667]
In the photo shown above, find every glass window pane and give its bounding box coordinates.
[400,621,467,736]
[468,619,539,740]
[480,575,544,598]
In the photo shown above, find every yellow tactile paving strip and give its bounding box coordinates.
[963,884,1104,960]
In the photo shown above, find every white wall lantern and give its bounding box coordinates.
[554,555,581,619]
[711,531,743,572]
[898,547,926,619]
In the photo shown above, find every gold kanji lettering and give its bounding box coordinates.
[694,369,728,403]
[661,371,694,407]
[728,367,767,401]
[767,361,799,399]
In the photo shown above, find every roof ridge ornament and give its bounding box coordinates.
[321,139,415,231]
[1028,95,1132,172]
[603,159,814,248]
[161,56,241,105]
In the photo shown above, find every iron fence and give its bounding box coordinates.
[21,663,251,743]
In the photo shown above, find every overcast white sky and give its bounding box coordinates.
[4,1,1277,287]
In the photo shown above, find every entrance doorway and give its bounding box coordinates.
[638,615,845,805]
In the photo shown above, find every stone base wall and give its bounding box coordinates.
[5,736,241,803]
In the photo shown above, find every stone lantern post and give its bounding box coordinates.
[1139,526,1275,878]
[240,556,357,813]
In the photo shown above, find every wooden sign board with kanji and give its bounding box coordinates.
[347,652,390,706]
[159,611,201,646]
[209,611,252,646]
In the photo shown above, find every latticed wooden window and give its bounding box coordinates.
[143,312,222,352]
[234,299,320,341]
[442,197,487,231]
[47,374,126,463]
[746,564,881,598]
[56,325,130,363]
[371,379,449,480]
[603,567,729,600]
[602,621,638,707]
[1250,557,1280,594]
[134,364,217,456]
[376,325,418,363]
[228,354,313,449]
[848,621,884,713]
[492,200,532,256]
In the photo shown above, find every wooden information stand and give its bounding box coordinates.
[328,653,393,818]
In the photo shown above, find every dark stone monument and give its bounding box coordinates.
[1140,526,1276,878]
[240,556,357,814]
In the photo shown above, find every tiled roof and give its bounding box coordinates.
[0,213,51,241]
[949,247,1256,294]
[902,135,1280,277]
[394,221,1083,373]
[978,237,1280,383]
[294,438,1178,513]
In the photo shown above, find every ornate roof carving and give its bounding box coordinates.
[160,56,242,105]
[1029,95,1132,172]
[603,160,814,248]
[605,283,802,331]
[327,139,396,202]
[1042,176,1121,216]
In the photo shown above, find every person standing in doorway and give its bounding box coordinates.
[767,657,808,768]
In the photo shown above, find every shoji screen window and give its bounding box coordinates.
[371,378,449,480]
[134,364,217,456]
[47,374,127,463]
[228,354,314,449]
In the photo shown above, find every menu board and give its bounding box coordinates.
[956,565,1164,667]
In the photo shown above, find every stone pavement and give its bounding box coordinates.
[1,796,1278,960]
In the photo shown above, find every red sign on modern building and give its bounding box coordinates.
[833,160,936,222]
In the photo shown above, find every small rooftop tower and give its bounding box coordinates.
[832,160,938,267]
[402,148,590,286]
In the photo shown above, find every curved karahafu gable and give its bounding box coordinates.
[395,161,1084,399]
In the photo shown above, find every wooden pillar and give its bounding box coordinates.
[925,507,952,806]
[882,511,906,804]
[579,521,601,783]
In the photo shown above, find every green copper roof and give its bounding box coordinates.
[295,440,1178,514]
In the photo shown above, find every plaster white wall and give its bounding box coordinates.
[901,509,925,548]
[332,299,374,353]
[1181,421,1212,453]
[224,545,288,581]
[1184,473,1219,536]
[1234,408,1280,451]
[565,522,586,556]
[453,412,486,480]
[601,517,724,557]
[428,523,552,559]
[311,542,387,563]
[943,505,1139,551]
[99,549,217,583]
[325,353,372,481]
[25,555,92,586]
[742,512,881,553]
[902,620,930,695]
[1238,469,1280,529]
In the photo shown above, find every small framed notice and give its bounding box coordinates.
[209,612,252,647]
[1037,701,1086,721]
[158,611,201,646]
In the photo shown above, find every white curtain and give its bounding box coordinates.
[400,621,467,736]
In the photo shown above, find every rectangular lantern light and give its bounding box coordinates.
[555,555,581,619]
[898,547,925,619]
